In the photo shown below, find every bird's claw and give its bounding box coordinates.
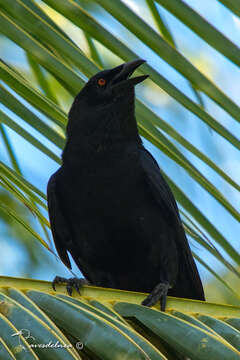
[142,282,171,311]
[52,276,89,296]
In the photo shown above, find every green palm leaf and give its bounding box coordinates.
[0,0,240,355]
[1,277,240,359]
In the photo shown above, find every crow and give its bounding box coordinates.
[48,59,205,310]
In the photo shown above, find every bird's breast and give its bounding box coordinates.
[60,149,148,216]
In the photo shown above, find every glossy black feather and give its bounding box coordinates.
[47,60,205,306]
[139,148,204,300]
[47,170,71,269]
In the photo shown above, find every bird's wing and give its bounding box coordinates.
[139,147,181,224]
[138,147,205,300]
[47,170,72,269]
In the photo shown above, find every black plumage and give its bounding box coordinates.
[48,60,205,310]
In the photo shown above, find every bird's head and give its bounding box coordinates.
[78,59,148,107]
[66,60,148,153]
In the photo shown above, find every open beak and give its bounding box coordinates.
[111,59,149,86]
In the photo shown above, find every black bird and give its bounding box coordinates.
[48,60,205,310]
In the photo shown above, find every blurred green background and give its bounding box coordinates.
[0,0,240,306]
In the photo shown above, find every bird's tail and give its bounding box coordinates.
[170,229,205,301]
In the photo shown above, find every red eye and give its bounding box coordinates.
[98,78,106,86]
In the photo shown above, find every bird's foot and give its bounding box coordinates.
[52,276,90,296]
[142,282,171,311]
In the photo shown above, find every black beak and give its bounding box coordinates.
[111,59,149,86]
